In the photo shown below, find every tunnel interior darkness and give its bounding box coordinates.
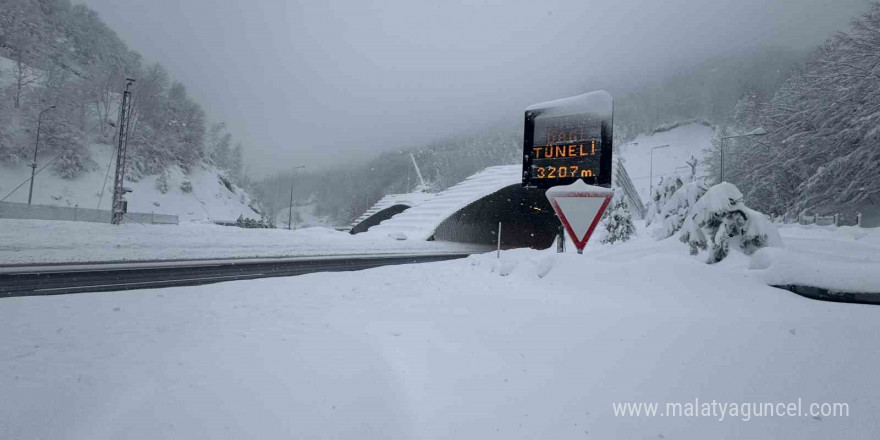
[349,204,410,234]
[431,184,560,249]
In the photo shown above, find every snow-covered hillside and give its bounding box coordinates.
[616,121,715,200]
[0,143,260,223]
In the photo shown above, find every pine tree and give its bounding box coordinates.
[154,170,169,194]
[650,179,709,240]
[646,175,684,225]
[601,189,636,244]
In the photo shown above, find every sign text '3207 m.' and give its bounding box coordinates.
[531,138,602,180]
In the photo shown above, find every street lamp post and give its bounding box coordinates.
[720,127,767,182]
[27,105,57,206]
[287,165,307,230]
[649,144,670,198]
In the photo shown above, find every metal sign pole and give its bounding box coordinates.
[556,223,565,253]
[496,222,502,259]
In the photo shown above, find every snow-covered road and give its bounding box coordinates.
[2,223,879,439]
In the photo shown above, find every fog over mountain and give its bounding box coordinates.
[81,0,870,174]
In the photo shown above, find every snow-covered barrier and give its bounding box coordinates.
[365,166,560,248]
[0,201,178,225]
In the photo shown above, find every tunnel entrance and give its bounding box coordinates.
[431,185,560,249]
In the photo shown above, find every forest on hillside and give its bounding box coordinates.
[704,2,880,217]
[0,0,246,184]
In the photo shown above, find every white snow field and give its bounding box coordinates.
[2,223,879,439]
[0,219,487,265]
[616,121,716,200]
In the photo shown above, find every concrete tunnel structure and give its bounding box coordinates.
[352,165,561,249]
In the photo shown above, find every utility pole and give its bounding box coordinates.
[287,166,306,230]
[649,144,670,198]
[27,105,56,205]
[111,78,135,225]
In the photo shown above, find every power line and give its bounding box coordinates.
[96,145,118,210]
[0,153,65,203]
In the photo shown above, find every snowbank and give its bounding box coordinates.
[751,224,880,293]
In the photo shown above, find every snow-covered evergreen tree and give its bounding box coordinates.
[706,3,880,217]
[601,189,636,244]
[155,170,170,194]
[646,175,684,225]
[650,179,709,240]
[679,183,781,263]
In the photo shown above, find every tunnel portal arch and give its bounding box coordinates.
[431,185,560,249]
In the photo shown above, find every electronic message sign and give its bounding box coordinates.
[522,90,613,189]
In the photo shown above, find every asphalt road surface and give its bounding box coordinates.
[0,252,474,298]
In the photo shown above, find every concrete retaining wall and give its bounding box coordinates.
[0,202,178,225]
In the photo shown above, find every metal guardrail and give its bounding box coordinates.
[780,212,861,227]
[0,252,474,297]
[0,201,178,225]
[614,159,646,219]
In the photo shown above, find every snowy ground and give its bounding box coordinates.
[0,219,486,265]
[2,223,879,439]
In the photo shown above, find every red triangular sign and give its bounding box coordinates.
[545,180,614,254]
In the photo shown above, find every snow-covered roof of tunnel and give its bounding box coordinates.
[350,191,436,230]
[363,165,522,240]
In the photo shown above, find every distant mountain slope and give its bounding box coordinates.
[615,121,715,201]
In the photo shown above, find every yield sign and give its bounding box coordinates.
[545,180,614,254]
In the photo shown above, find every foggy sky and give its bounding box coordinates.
[81,0,870,175]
